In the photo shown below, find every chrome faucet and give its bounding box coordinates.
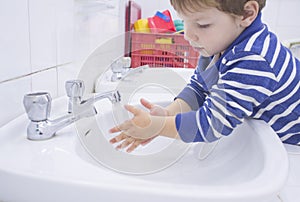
[65,80,121,117]
[23,80,121,140]
[110,57,149,82]
[110,57,131,82]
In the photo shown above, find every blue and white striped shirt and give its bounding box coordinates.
[175,13,300,145]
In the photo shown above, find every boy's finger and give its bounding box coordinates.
[109,120,131,133]
[109,126,121,133]
[127,140,142,153]
[109,137,117,144]
[109,133,126,143]
[140,98,154,110]
[117,137,134,149]
[124,104,141,115]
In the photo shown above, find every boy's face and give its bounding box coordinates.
[179,6,245,57]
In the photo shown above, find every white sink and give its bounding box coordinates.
[0,78,289,202]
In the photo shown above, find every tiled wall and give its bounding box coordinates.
[136,0,300,41]
[0,0,126,127]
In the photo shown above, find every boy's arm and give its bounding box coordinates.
[165,98,192,116]
[159,116,180,139]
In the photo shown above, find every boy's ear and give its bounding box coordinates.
[240,1,259,27]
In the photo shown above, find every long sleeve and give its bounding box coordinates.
[176,52,278,143]
[176,56,216,111]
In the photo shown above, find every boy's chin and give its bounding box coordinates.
[199,50,213,57]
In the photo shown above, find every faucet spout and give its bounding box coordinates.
[23,80,121,140]
[70,90,121,118]
[94,90,121,103]
[66,80,121,116]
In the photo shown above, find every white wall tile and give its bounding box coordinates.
[277,0,300,27]
[102,0,121,16]
[0,0,31,82]
[74,2,123,71]
[57,63,79,97]
[275,0,300,41]
[74,12,119,54]
[118,0,127,31]
[262,0,281,34]
[31,68,58,98]
[55,0,74,65]
[276,26,300,41]
[29,0,57,72]
[0,77,31,127]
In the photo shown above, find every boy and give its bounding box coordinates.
[109,0,300,152]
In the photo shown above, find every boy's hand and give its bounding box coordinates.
[140,98,169,116]
[109,104,165,139]
[109,133,156,153]
[109,98,169,152]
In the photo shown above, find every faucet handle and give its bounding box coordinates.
[111,57,131,73]
[111,57,132,81]
[23,92,52,122]
[65,80,85,99]
[122,57,131,68]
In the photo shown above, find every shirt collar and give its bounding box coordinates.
[216,12,265,67]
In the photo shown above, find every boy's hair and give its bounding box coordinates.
[170,0,266,15]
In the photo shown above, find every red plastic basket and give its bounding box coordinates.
[130,32,200,68]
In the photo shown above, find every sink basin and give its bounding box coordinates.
[0,76,288,202]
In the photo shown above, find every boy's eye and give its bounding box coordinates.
[198,24,210,29]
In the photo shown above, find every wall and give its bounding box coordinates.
[135,0,300,41]
[0,0,126,127]
[262,0,300,41]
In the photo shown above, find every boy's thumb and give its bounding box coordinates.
[140,98,153,110]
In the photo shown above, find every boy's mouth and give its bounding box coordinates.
[189,41,204,52]
[192,46,204,52]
